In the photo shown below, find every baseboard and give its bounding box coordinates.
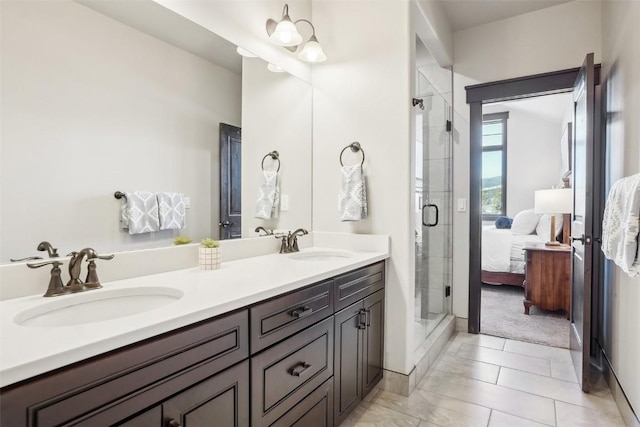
[455,317,468,332]
[599,347,640,427]
[379,314,456,397]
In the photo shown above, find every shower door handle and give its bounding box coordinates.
[422,204,439,227]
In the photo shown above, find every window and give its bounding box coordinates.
[482,112,508,219]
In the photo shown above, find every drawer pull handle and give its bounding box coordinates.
[167,419,181,427]
[357,309,367,329]
[290,306,313,318]
[290,362,312,377]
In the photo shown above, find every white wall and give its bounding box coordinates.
[241,57,313,236]
[0,0,241,262]
[483,103,565,217]
[602,0,640,419]
[311,1,413,374]
[451,0,602,319]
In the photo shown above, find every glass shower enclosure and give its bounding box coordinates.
[414,70,453,350]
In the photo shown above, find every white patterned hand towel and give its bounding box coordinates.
[120,191,160,234]
[601,173,640,277]
[254,171,280,219]
[339,165,368,221]
[157,192,186,230]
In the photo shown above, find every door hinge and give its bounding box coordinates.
[445,286,451,297]
[446,120,452,132]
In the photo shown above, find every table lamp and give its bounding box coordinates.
[534,188,573,246]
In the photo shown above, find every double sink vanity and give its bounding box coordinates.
[0,239,389,427]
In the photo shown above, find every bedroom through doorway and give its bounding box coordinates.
[479,92,574,348]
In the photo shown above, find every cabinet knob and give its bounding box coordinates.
[167,419,181,427]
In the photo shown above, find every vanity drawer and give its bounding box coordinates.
[334,261,385,311]
[250,279,333,354]
[0,309,249,427]
[270,378,334,427]
[251,316,334,427]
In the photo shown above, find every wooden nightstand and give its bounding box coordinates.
[523,242,571,318]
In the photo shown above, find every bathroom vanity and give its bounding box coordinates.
[0,250,387,427]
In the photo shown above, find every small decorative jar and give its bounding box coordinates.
[199,238,220,270]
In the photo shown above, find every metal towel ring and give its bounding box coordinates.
[339,142,365,167]
[261,150,280,172]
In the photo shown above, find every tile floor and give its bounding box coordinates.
[342,332,626,427]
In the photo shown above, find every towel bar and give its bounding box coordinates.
[114,191,127,200]
[261,151,281,172]
[340,142,365,167]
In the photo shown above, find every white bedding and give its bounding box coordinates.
[481,226,545,273]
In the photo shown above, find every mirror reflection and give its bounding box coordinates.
[0,0,312,263]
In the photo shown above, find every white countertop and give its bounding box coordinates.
[0,246,388,388]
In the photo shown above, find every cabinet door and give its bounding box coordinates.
[163,360,249,427]
[362,290,384,396]
[333,301,363,426]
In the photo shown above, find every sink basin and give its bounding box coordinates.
[14,286,184,327]
[289,251,353,261]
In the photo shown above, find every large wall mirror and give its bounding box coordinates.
[0,0,312,263]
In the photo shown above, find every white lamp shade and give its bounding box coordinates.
[269,19,303,47]
[298,37,327,63]
[534,189,573,214]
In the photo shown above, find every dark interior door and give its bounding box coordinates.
[220,123,242,239]
[570,52,596,392]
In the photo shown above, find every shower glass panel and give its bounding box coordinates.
[414,70,453,350]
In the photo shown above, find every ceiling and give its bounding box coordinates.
[485,92,574,125]
[436,0,573,31]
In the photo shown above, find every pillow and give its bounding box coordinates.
[536,213,564,239]
[511,209,540,235]
[495,216,513,229]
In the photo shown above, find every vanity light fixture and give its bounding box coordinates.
[266,4,303,47]
[267,63,285,73]
[266,4,327,63]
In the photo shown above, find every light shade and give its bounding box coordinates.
[266,63,285,73]
[297,35,327,63]
[269,17,303,47]
[534,188,573,214]
[236,47,256,57]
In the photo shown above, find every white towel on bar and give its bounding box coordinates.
[254,170,280,219]
[120,191,160,234]
[157,192,186,230]
[601,173,640,277]
[339,165,368,221]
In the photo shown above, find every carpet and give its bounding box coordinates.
[481,284,570,349]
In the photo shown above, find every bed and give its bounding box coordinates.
[481,226,546,286]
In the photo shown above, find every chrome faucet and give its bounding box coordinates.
[254,226,274,236]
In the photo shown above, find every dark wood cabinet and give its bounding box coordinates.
[163,360,249,427]
[523,243,571,317]
[0,261,386,427]
[271,378,334,427]
[251,317,334,427]
[334,290,385,425]
[362,290,384,397]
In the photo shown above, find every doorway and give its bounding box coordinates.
[466,58,603,392]
[479,93,574,348]
[219,123,242,240]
